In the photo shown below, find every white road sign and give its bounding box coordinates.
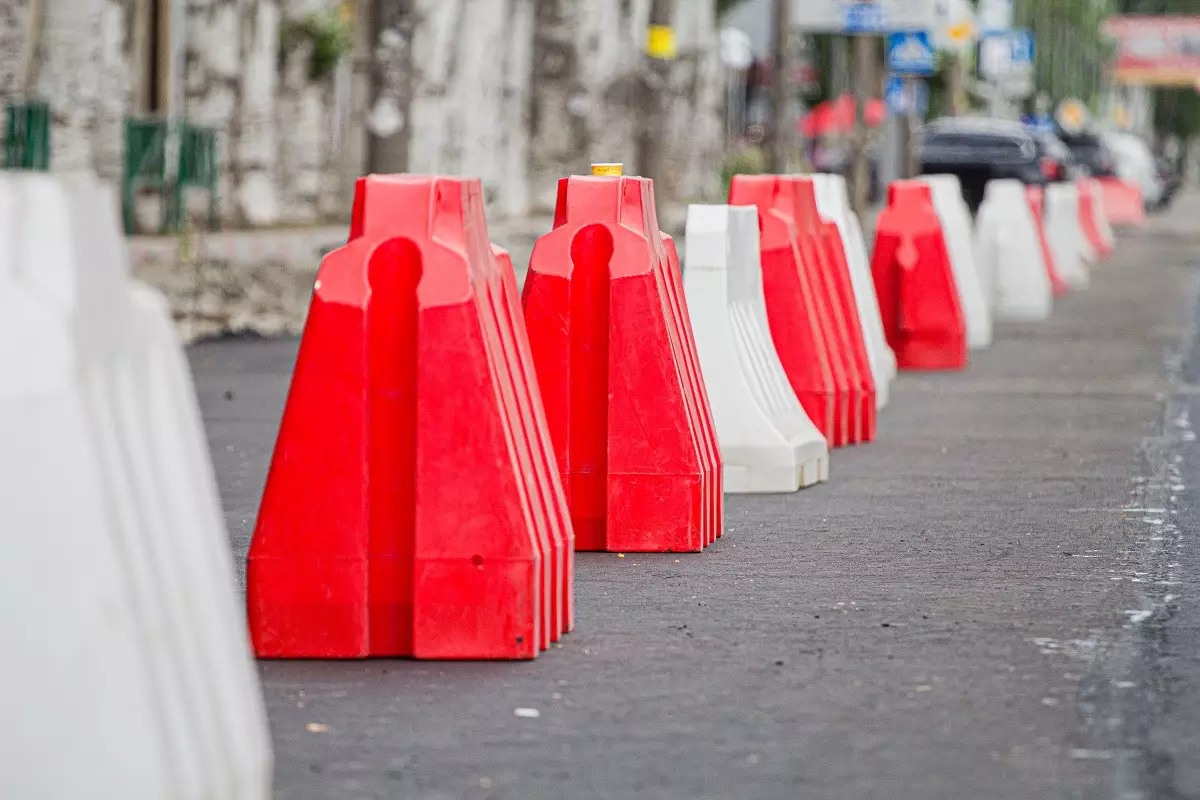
[978,0,1013,34]
[933,0,977,52]
[793,0,941,33]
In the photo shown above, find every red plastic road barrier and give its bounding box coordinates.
[786,175,877,444]
[728,175,844,446]
[871,181,967,371]
[522,174,722,552]
[660,233,724,545]
[754,176,859,444]
[248,175,573,659]
[493,244,576,634]
[1026,186,1069,297]
[1095,176,1145,228]
[1076,180,1113,261]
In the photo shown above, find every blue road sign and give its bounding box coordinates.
[885,75,929,118]
[844,2,886,34]
[1022,114,1055,133]
[1009,29,1035,68]
[979,28,1035,79]
[887,31,937,76]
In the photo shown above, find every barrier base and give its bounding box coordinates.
[897,334,967,371]
[592,473,705,553]
[723,438,829,494]
[995,306,1053,324]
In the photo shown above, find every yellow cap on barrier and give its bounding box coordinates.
[591,163,624,177]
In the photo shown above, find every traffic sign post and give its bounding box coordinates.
[979,29,1035,116]
[978,0,1013,34]
[791,1,941,211]
[979,29,1034,80]
[885,74,928,180]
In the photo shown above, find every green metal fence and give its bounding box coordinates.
[176,122,219,231]
[123,117,170,233]
[123,116,220,234]
[4,101,50,171]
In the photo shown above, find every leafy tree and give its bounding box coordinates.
[716,0,746,17]
[1014,0,1113,112]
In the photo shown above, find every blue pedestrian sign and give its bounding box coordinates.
[979,29,1035,79]
[1022,114,1056,134]
[885,75,929,118]
[843,2,886,34]
[1009,29,1035,67]
[887,31,937,76]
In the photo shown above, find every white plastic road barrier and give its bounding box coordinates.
[1044,182,1091,290]
[1,174,271,800]
[1073,182,1099,264]
[813,173,895,407]
[919,174,993,349]
[0,178,177,799]
[974,179,1052,322]
[1088,178,1116,253]
[684,204,829,493]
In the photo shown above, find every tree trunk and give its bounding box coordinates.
[366,0,413,174]
[766,0,789,173]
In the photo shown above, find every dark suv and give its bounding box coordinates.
[1031,129,1087,182]
[1056,130,1117,178]
[918,117,1047,212]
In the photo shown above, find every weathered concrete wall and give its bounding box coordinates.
[0,0,131,177]
[1,0,722,228]
[370,0,724,220]
[403,0,534,218]
[0,0,361,227]
[0,1,28,100]
[186,0,361,226]
[527,0,723,214]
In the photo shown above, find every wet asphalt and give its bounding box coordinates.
[190,196,1200,800]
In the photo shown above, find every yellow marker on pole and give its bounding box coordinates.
[1055,99,1090,135]
[945,20,976,49]
[591,163,624,177]
[646,24,677,60]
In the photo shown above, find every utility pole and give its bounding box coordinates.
[946,52,965,116]
[903,79,921,178]
[766,0,791,173]
[850,34,875,216]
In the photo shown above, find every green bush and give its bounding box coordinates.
[721,146,769,196]
[280,7,355,81]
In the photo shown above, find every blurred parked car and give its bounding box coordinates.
[1056,129,1118,178]
[1030,129,1087,183]
[918,117,1047,212]
[1156,155,1181,209]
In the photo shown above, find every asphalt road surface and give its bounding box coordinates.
[190,197,1200,800]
